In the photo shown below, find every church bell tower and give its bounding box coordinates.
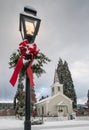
[51,69,63,96]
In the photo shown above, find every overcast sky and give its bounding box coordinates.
[0,0,89,104]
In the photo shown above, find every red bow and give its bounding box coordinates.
[9,39,39,87]
[28,44,39,59]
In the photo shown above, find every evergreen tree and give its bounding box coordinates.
[13,78,37,118]
[31,87,37,103]
[87,90,89,102]
[57,58,64,83]
[57,58,77,108]
[14,77,25,118]
[87,90,89,113]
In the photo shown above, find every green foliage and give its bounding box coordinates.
[87,90,89,101]
[57,58,77,108]
[14,82,25,117]
[9,50,51,80]
[9,50,20,68]
[32,52,51,77]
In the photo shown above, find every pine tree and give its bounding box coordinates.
[13,76,37,118]
[31,87,37,103]
[57,58,64,83]
[87,90,89,102]
[13,77,25,118]
[87,90,89,113]
[57,58,77,108]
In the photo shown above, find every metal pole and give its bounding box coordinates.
[24,73,31,130]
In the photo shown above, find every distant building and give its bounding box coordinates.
[35,69,73,117]
[0,102,15,116]
[0,103,13,109]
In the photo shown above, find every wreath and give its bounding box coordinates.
[9,39,51,87]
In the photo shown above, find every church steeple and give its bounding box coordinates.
[54,69,59,83]
[51,69,63,96]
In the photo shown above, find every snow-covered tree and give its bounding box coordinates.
[57,58,77,108]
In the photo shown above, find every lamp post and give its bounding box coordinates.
[19,6,41,130]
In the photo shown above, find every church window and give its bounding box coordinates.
[58,87,60,91]
[42,106,44,114]
[38,108,40,116]
[52,87,54,92]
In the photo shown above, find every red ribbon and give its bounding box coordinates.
[9,39,39,87]
[9,55,23,86]
[27,63,34,87]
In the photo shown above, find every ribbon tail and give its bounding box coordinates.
[27,64,34,87]
[9,56,23,86]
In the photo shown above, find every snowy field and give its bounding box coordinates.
[0,116,89,130]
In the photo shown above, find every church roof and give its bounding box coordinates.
[36,92,72,105]
[35,96,51,104]
[51,92,73,102]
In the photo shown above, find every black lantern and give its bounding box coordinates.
[19,6,41,130]
[19,6,41,43]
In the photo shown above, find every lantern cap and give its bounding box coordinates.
[20,13,41,21]
[24,6,37,16]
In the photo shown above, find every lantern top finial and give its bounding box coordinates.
[24,6,37,16]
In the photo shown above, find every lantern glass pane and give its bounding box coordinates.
[25,18,37,36]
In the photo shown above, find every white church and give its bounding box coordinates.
[35,69,73,117]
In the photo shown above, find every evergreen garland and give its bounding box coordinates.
[9,49,51,80]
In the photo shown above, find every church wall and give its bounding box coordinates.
[48,94,73,116]
[36,101,49,116]
[36,94,73,117]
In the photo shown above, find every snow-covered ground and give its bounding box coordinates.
[0,116,24,130]
[0,116,89,130]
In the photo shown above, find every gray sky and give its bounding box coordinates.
[0,0,89,104]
